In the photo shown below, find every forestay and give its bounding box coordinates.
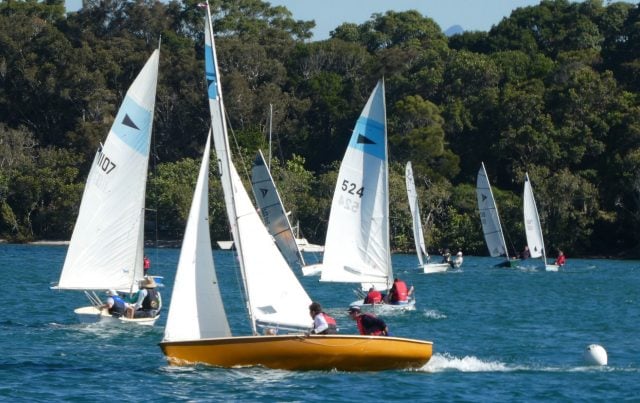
[319,80,392,291]
[163,133,231,342]
[57,50,159,293]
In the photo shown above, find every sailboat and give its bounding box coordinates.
[523,173,559,271]
[303,79,414,310]
[405,161,451,273]
[251,149,306,270]
[476,162,518,268]
[159,3,432,370]
[53,49,161,326]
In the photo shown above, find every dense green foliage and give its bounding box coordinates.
[1,0,639,258]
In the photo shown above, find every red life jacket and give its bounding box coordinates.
[355,313,385,336]
[320,312,337,327]
[392,281,408,302]
[365,290,382,304]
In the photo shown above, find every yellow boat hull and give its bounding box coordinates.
[159,334,432,371]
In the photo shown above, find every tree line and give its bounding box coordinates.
[1,0,639,258]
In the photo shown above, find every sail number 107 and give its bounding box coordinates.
[97,150,117,174]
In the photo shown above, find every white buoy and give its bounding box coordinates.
[584,344,608,366]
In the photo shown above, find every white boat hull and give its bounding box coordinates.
[423,263,450,274]
[301,263,322,276]
[351,299,416,312]
[545,264,559,272]
[74,306,160,326]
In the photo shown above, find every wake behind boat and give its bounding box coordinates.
[52,49,161,326]
[159,3,431,371]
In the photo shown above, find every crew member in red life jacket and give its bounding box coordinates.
[554,250,566,266]
[309,302,337,334]
[363,287,383,304]
[387,278,413,304]
[347,306,388,336]
[143,255,151,275]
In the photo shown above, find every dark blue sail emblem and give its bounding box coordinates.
[122,114,139,130]
[357,134,376,145]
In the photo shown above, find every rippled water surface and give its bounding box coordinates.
[1,244,638,401]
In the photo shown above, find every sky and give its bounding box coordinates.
[268,0,547,40]
[65,0,550,40]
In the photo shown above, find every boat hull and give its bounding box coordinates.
[74,306,160,326]
[159,334,432,371]
[545,264,559,272]
[423,263,450,274]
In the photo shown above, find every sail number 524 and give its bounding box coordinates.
[341,180,364,198]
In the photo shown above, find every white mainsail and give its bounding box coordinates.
[523,173,547,262]
[251,150,305,269]
[405,161,427,266]
[57,50,159,293]
[204,10,311,333]
[319,80,392,291]
[163,132,231,341]
[476,162,509,259]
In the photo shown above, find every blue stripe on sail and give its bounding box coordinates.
[112,96,152,156]
[205,44,219,100]
[348,117,385,160]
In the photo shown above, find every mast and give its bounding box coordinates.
[204,2,256,334]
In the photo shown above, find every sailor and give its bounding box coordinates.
[347,306,388,336]
[101,290,127,318]
[364,286,383,304]
[555,250,566,266]
[387,278,412,304]
[308,302,337,334]
[453,251,464,268]
[441,248,452,264]
[127,277,161,318]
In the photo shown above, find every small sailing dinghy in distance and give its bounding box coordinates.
[52,49,161,326]
[159,3,432,370]
[405,161,451,274]
[523,173,559,271]
[476,162,518,268]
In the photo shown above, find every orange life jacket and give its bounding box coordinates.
[391,280,408,303]
[365,290,382,304]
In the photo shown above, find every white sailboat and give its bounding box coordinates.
[523,173,558,271]
[53,49,161,326]
[476,162,517,268]
[304,79,414,310]
[405,161,451,274]
[251,149,306,270]
[159,3,432,370]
